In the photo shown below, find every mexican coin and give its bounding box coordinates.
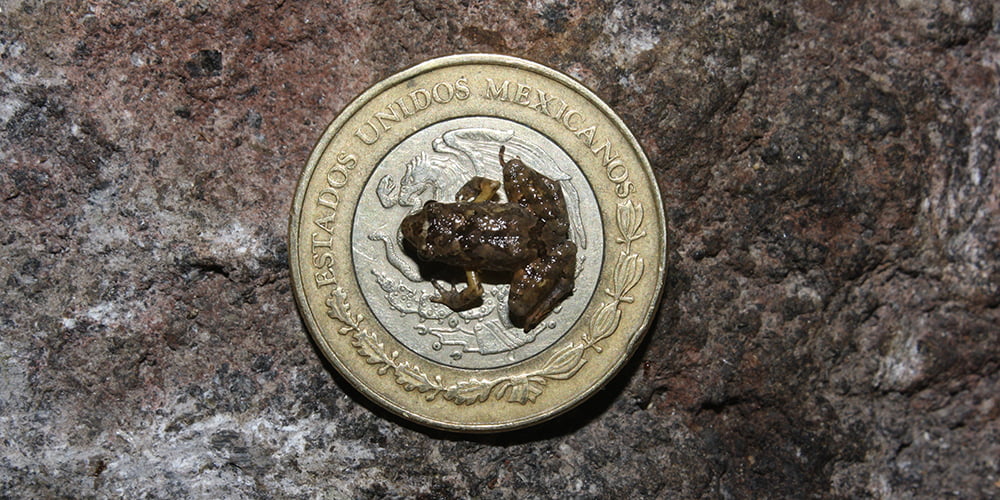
[289,54,666,432]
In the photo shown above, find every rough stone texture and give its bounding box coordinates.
[1,0,997,497]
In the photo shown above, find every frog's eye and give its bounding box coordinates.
[423,200,437,208]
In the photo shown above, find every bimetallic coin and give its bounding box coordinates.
[290,54,666,432]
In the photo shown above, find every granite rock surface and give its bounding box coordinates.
[1,1,997,497]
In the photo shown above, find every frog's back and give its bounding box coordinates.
[412,202,542,271]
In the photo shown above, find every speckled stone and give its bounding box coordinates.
[1,1,997,497]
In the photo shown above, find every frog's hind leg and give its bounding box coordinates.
[508,241,578,332]
[432,270,485,311]
[455,177,500,203]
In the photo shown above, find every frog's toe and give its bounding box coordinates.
[510,277,573,331]
[431,281,484,311]
[455,176,500,203]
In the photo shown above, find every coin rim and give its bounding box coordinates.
[289,53,667,432]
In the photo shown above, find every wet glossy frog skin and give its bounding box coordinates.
[400,146,577,331]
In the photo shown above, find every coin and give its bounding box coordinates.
[290,54,666,432]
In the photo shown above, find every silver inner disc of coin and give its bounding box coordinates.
[351,116,604,369]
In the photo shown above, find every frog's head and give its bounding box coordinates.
[399,202,436,258]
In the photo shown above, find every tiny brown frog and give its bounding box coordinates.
[400,146,577,331]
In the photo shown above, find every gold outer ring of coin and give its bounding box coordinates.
[289,54,666,432]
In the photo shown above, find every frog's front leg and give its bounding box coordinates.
[431,270,485,310]
[455,176,500,203]
[508,241,578,331]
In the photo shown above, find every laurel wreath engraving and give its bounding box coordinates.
[325,199,646,405]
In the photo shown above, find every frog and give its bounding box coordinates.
[400,146,577,332]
